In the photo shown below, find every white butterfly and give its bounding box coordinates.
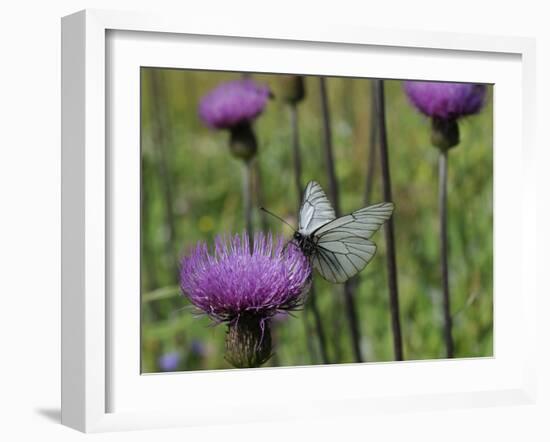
[293,181,394,283]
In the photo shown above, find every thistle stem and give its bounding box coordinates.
[252,158,269,232]
[308,283,330,364]
[242,160,253,239]
[365,81,379,206]
[319,77,340,215]
[319,76,363,363]
[342,284,362,362]
[373,79,404,361]
[149,69,179,280]
[140,160,162,320]
[140,160,159,291]
[346,82,379,299]
[290,104,303,214]
[289,102,330,364]
[439,149,454,358]
[302,308,318,364]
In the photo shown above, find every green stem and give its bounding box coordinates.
[289,102,330,364]
[365,81,379,206]
[252,158,269,233]
[319,76,363,363]
[373,79,404,361]
[149,69,179,280]
[439,149,454,358]
[290,104,303,213]
[242,160,253,240]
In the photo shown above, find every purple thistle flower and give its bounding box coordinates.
[158,351,181,372]
[403,81,489,355]
[403,81,487,121]
[199,79,271,130]
[180,232,312,368]
[180,232,311,323]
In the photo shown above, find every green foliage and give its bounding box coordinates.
[141,69,493,372]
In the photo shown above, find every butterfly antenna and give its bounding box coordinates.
[260,207,296,231]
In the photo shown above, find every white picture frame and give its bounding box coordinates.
[61,9,537,433]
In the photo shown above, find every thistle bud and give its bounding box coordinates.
[225,314,272,368]
[229,122,258,161]
[403,80,487,151]
[431,117,459,151]
[197,79,269,161]
[277,75,306,104]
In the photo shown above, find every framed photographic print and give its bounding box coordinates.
[61,9,537,433]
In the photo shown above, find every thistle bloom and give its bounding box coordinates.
[403,80,488,359]
[199,79,271,162]
[404,82,486,120]
[198,79,271,237]
[199,79,271,130]
[403,81,487,150]
[180,232,311,368]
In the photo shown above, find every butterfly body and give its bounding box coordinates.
[293,231,317,257]
[294,181,394,284]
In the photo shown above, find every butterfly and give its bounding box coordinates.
[292,181,394,284]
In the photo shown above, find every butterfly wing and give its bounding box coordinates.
[298,181,336,234]
[312,202,394,283]
[314,202,394,238]
[313,236,377,283]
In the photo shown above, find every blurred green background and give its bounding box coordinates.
[140,68,493,373]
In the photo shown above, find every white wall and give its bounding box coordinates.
[0,1,548,441]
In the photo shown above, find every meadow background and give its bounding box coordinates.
[140,68,493,372]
